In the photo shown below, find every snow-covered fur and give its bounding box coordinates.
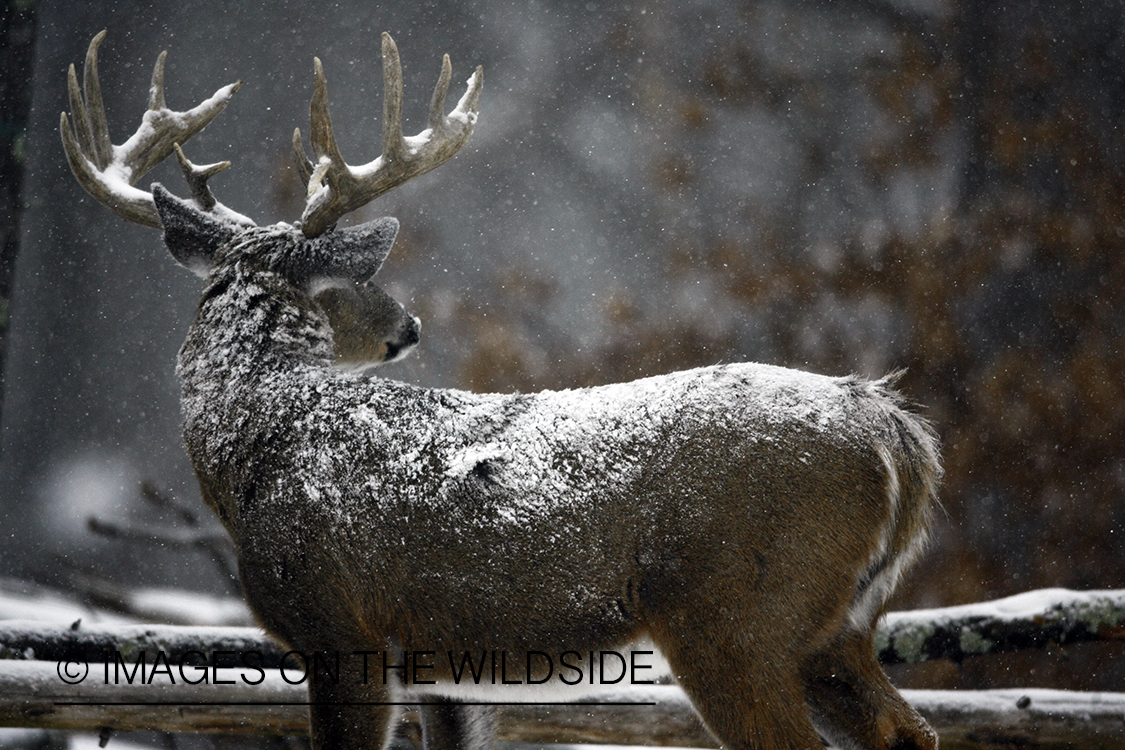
[158,189,941,750]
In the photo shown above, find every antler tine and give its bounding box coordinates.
[381,34,406,163]
[149,49,168,111]
[82,30,114,169]
[64,30,113,171]
[308,57,350,186]
[175,143,230,212]
[292,127,314,186]
[428,54,453,134]
[296,32,483,237]
[66,64,97,169]
[60,31,242,228]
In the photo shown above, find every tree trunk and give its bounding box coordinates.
[0,0,38,437]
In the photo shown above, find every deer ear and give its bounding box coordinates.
[308,216,399,283]
[152,183,239,277]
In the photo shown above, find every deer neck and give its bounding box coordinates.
[176,258,336,503]
[182,258,334,373]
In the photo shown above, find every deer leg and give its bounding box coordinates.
[801,629,938,750]
[649,614,824,750]
[307,671,396,750]
[419,697,495,750]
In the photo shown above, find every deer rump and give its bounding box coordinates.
[203,361,933,697]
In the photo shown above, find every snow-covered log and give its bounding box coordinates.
[5,588,1123,671]
[2,588,1124,747]
[0,661,1123,749]
[0,621,285,668]
[0,580,252,627]
[46,581,253,628]
[877,588,1125,664]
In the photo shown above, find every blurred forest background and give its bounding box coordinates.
[1,0,1123,695]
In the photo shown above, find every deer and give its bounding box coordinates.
[61,30,941,750]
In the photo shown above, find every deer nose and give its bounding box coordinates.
[403,316,421,346]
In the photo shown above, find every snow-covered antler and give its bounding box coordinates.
[61,31,478,238]
[292,32,483,237]
[59,30,241,228]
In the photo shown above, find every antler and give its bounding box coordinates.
[293,32,483,238]
[60,30,242,228]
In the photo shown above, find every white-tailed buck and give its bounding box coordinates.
[62,30,941,750]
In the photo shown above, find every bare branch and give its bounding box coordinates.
[55,572,251,627]
[138,480,200,526]
[85,515,230,551]
[86,482,240,592]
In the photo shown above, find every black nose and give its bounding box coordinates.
[403,317,420,346]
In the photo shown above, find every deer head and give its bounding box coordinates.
[63,31,940,750]
[62,29,480,369]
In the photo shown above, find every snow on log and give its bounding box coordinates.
[0,582,252,627]
[0,661,1123,749]
[0,620,287,669]
[5,588,1124,671]
[877,588,1125,664]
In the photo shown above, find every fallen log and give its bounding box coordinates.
[4,588,1124,671]
[1,661,1124,749]
[878,588,1125,664]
